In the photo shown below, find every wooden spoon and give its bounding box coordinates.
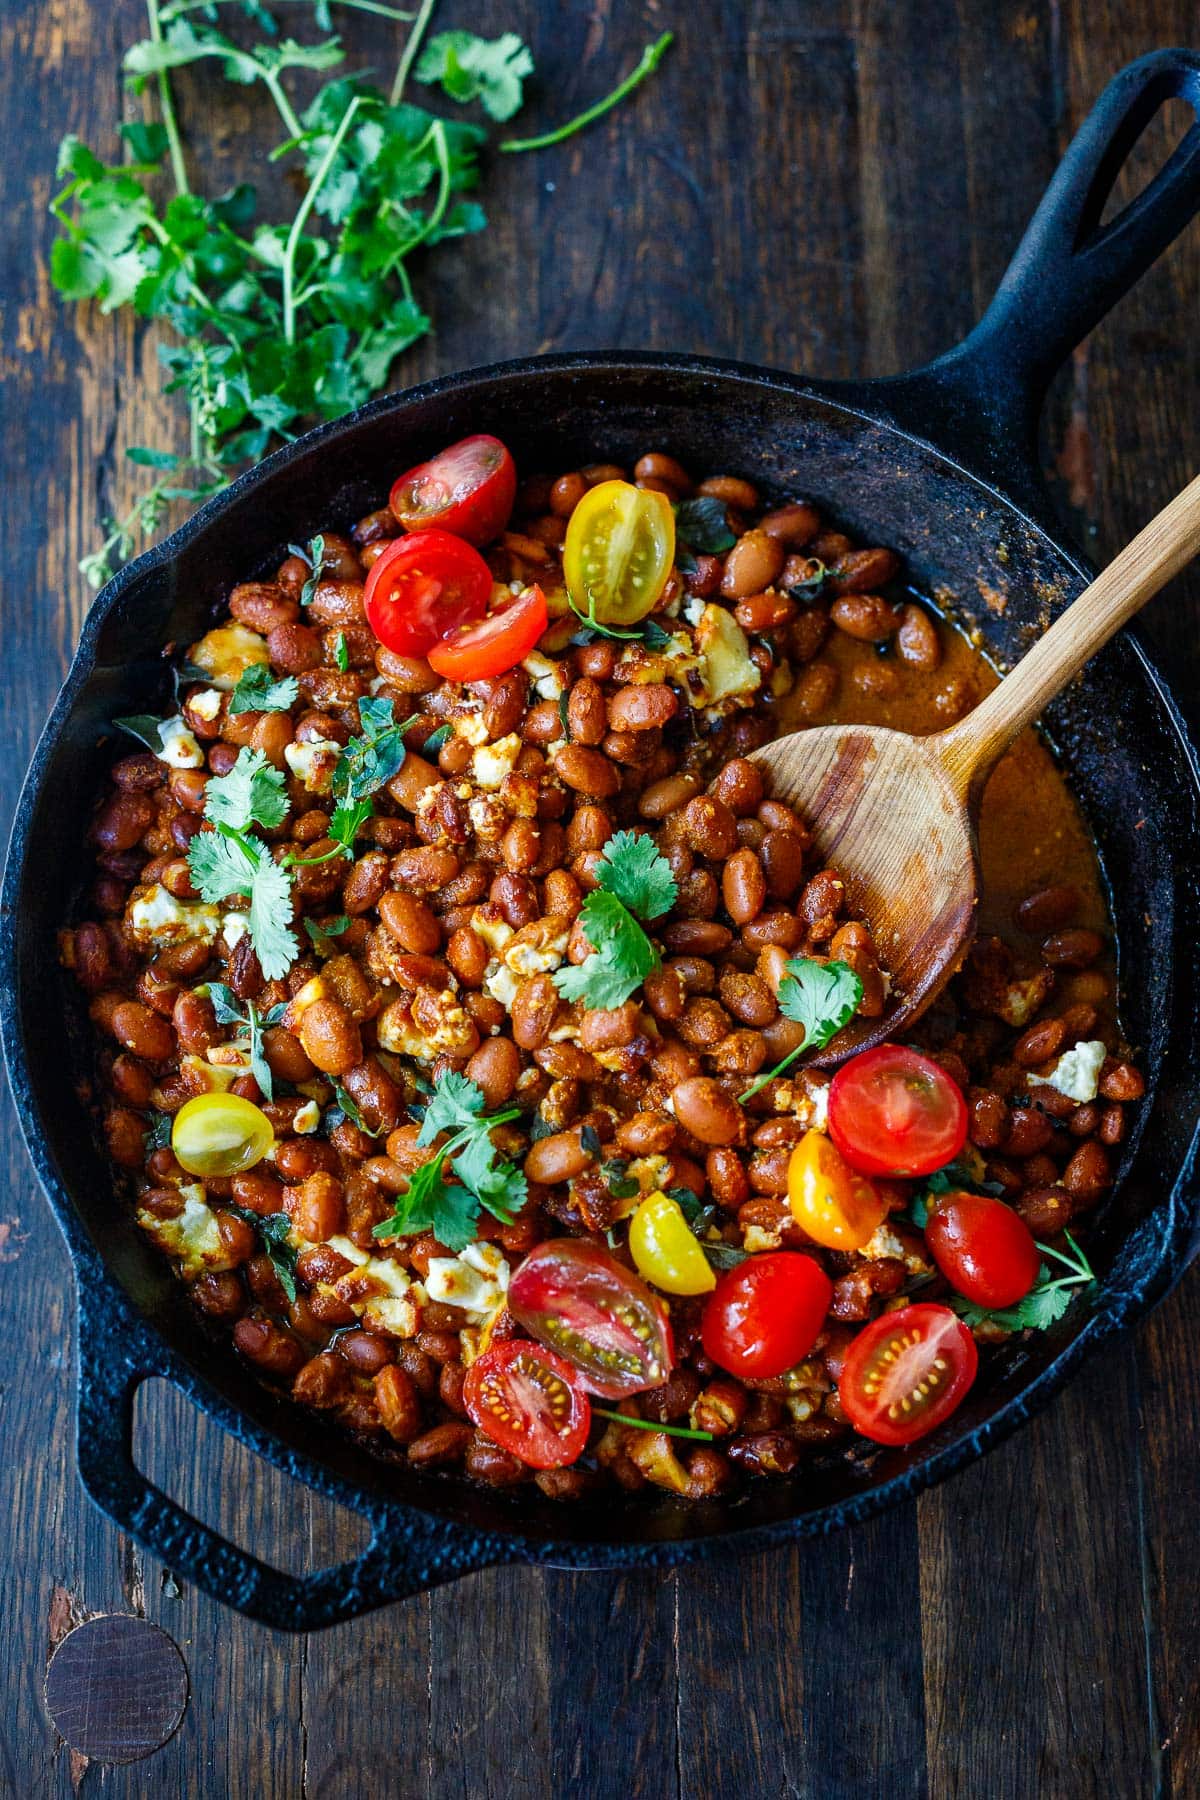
[751,473,1200,1067]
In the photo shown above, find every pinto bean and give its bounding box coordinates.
[1013,1018,1067,1068]
[722,848,766,924]
[895,603,941,669]
[298,998,362,1075]
[672,1077,742,1146]
[511,974,560,1050]
[1041,928,1105,969]
[720,530,784,598]
[1014,884,1080,936]
[829,547,900,593]
[554,744,620,798]
[378,889,441,954]
[829,593,899,641]
[681,794,738,859]
[608,684,677,732]
[111,1001,174,1062]
[524,1129,591,1185]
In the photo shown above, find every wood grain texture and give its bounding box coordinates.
[1,1,1198,1796]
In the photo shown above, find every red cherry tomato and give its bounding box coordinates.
[828,1044,968,1178]
[924,1191,1041,1308]
[427,583,548,681]
[838,1303,978,1446]
[463,1339,590,1470]
[700,1251,833,1380]
[389,434,517,546]
[507,1239,674,1400]
[363,529,492,658]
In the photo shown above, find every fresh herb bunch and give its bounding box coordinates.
[373,1071,527,1250]
[554,830,678,1009]
[49,0,673,587]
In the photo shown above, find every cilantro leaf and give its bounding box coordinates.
[416,31,534,122]
[595,830,677,922]
[187,828,258,904]
[777,958,863,1049]
[554,889,659,1010]
[376,1073,524,1251]
[204,746,289,831]
[739,958,864,1102]
[330,1080,384,1138]
[674,495,736,554]
[228,663,300,714]
[304,913,350,953]
[333,631,349,672]
[951,1233,1096,1333]
[248,851,298,981]
[329,796,374,855]
[288,534,327,608]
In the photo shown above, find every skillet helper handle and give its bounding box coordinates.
[73,1283,505,1630]
[877,50,1200,482]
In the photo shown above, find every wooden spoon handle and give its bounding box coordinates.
[937,470,1200,795]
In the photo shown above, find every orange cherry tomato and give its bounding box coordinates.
[427,583,548,681]
[787,1128,888,1251]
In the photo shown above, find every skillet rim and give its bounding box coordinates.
[4,348,1200,1593]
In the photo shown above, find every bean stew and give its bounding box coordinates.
[60,439,1143,1500]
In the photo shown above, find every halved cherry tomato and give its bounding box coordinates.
[924,1191,1041,1308]
[562,479,675,625]
[389,434,517,546]
[507,1238,674,1399]
[787,1128,888,1251]
[463,1339,590,1469]
[629,1192,716,1296]
[363,529,491,657]
[172,1092,273,1177]
[838,1302,978,1446]
[427,583,548,681]
[701,1251,833,1380]
[828,1045,968,1178]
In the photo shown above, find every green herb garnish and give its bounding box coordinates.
[373,1071,526,1252]
[228,1205,298,1301]
[594,1407,713,1443]
[553,831,677,1010]
[500,32,672,153]
[951,1233,1097,1332]
[202,980,287,1099]
[674,494,735,554]
[739,958,863,1103]
[228,663,300,715]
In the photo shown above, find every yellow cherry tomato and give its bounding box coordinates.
[787,1129,888,1251]
[172,1092,274,1178]
[629,1191,717,1296]
[562,480,675,626]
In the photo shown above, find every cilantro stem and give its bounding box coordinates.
[165,0,414,16]
[145,0,190,196]
[739,1042,806,1106]
[389,0,438,107]
[594,1408,713,1443]
[282,95,362,343]
[500,32,673,154]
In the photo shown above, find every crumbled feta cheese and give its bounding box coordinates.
[293,1100,321,1134]
[425,1241,510,1320]
[743,1223,784,1255]
[282,974,326,1032]
[1030,1039,1107,1104]
[188,622,269,690]
[222,912,248,950]
[504,922,570,978]
[137,1185,229,1280]
[188,687,223,722]
[472,733,522,790]
[472,909,515,957]
[284,737,340,793]
[127,884,221,951]
[809,1083,830,1132]
[452,711,489,746]
[522,651,565,700]
[682,596,706,626]
[377,991,475,1058]
[327,1235,369,1267]
[207,1043,253,1075]
[156,715,204,769]
[482,961,519,1011]
[692,604,761,709]
[545,738,568,758]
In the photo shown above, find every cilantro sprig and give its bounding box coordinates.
[228,663,299,714]
[50,6,671,588]
[186,746,300,978]
[951,1233,1097,1333]
[553,831,678,1010]
[739,958,863,1102]
[373,1071,527,1252]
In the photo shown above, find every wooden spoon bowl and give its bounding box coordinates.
[752,471,1200,1065]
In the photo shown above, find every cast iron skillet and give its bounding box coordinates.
[4,50,1200,1631]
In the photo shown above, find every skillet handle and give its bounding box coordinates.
[73,1279,508,1630]
[873,48,1200,503]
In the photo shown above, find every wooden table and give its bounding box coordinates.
[3,2,1198,1793]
